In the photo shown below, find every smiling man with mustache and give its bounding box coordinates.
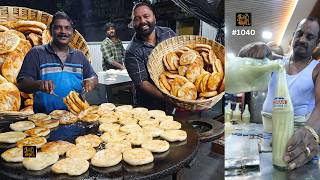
[240,17,320,170]
[17,12,98,114]
[124,2,175,112]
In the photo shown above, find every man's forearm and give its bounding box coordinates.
[111,61,125,69]
[139,80,166,101]
[306,105,320,135]
[17,78,41,93]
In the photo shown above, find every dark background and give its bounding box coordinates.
[0,0,199,41]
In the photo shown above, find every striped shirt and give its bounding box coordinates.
[124,26,175,110]
[17,44,96,114]
[100,37,125,70]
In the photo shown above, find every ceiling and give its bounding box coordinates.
[225,0,318,58]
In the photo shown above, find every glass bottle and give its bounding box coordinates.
[225,101,233,122]
[242,104,251,123]
[272,66,294,169]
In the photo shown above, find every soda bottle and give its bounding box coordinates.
[272,66,294,169]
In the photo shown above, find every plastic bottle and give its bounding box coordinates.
[232,103,241,123]
[242,104,251,123]
[272,66,294,169]
[224,101,233,122]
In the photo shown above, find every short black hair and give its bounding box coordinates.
[49,11,74,31]
[131,1,155,19]
[294,17,320,39]
[104,22,116,30]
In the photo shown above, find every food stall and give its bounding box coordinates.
[0,0,225,179]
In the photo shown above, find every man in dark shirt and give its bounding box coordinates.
[17,12,97,114]
[124,2,175,111]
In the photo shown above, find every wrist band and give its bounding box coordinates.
[304,125,320,144]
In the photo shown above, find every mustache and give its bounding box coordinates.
[57,34,69,38]
[294,42,307,48]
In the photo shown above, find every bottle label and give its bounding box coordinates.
[272,97,288,109]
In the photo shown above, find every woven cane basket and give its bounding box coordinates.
[0,6,91,62]
[147,35,225,111]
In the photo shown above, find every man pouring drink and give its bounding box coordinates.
[234,17,320,170]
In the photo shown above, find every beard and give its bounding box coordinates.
[107,32,116,38]
[293,42,311,59]
[134,20,156,37]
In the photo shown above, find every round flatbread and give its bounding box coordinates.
[66,145,96,160]
[132,107,149,115]
[101,131,127,143]
[148,110,166,118]
[141,140,170,153]
[126,132,152,146]
[80,113,100,122]
[24,127,50,137]
[10,121,35,131]
[41,141,75,155]
[1,52,24,84]
[0,31,20,54]
[142,126,164,137]
[159,120,181,130]
[161,130,187,142]
[1,147,23,162]
[120,124,142,134]
[114,110,133,120]
[115,105,133,112]
[16,136,47,148]
[0,82,21,111]
[138,118,160,127]
[105,140,132,153]
[14,20,47,30]
[0,25,9,32]
[6,29,26,39]
[23,152,59,171]
[179,50,197,65]
[34,119,59,129]
[118,117,138,125]
[27,33,41,46]
[177,82,197,100]
[52,158,89,176]
[123,148,154,166]
[91,149,122,167]
[28,113,51,122]
[17,26,43,35]
[0,131,26,143]
[58,112,78,125]
[98,115,118,124]
[49,110,69,119]
[99,123,120,133]
[99,103,116,111]
[42,29,51,44]
[75,134,102,148]
[157,115,174,122]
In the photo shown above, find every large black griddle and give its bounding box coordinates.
[0,116,199,180]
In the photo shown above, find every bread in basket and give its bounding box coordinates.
[147,35,224,111]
